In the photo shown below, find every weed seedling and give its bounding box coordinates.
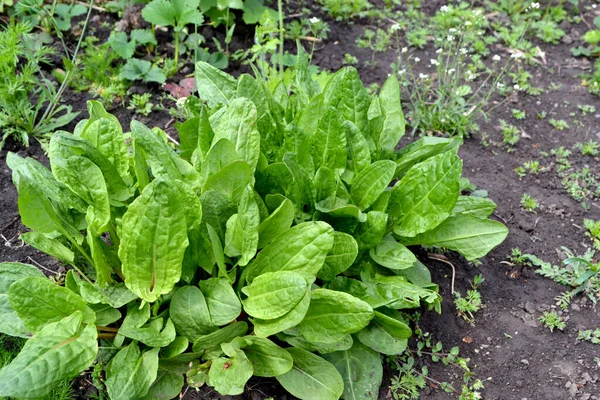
[511,108,526,120]
[575,140,600,156]
[454,274,484,324]
[584,219,600,250]
[499,119,520,147]
[578,104,596,115]
[539,311,566,332]
[549,119,569,131]
[127,93,154,117]
[578,329,600,344]
[520,193,540,212]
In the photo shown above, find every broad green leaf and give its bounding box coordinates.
[90,303,121,326]
[356,311,411,355]
[130,29,157,45]
[143,371,184,400]
[323,67,370,132]
[242,271,308,319]
[350,160,396,210]
[451,196,497,218]
[297,289,374,344]
[204,160,253,203]
[119,179,189,302]
[355,211,388,251]
[20,232,74,263]
[169,286,215,341]
[142,0,176,26]
[0,312,97,398]
[372,275,441,309]
[313,167,337,204]
[208,350,253,395]
[87,231,115,287]
[317,232,358,281]
[212,98,260,172]
[199,278,241,326]
[369,235,417,270]
[201,190,237,239]
[0,263,44,337]
[195,61,236,108]
[313,106,346,174]
[276,347,344,400]
[279,332,353,355]
[119,303,176,347]
[252,285,310,337]
[257,197,294,248]
[80,116,130,181]
[395,137,460,178]
[222,336,293,377]
[206,222,227,279]
[9,276,95,332]
[323,341,383,400]
[161,336,189,359]
[316,197,367,222]
[201,138,239,185]
[345,120,371,176]
[224,185,260,266]
[389,151,462,237]
[377,74,405,159]
[106,343,159,400]
[192,321,248,353]
[401,214,509,261]
[245,221,335,283]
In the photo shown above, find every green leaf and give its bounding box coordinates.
[195,61,237,108]
[108,31,136,59]
[369,235,417,270]
[87,232,116,287]
[377,74,405,159]
[142,0,176,26]
[356,311,411,355]
[119,179,189,302]
[323,67,370,132]
[245,221,334,283]
[106,343,159,400]
[350,160,396,210]
[323,341,383,400]
[242,271,308,319]
[313,106,346,174]
[120,58,166,84]
[119,303,177,347]
[372,275,440,309]
[395,137,460,178]
[199,278,241,326]
[297,289,374,344]
[355,211,388,251]
[0,263,45,337]
[131,29,157,45]
[222,336,293,377]
[224,185,260,266]
[276,347,344,400]
[279,332,353,354]
[204,160,253,203]
[389,151,462,237]
[170,286,215,341]
[80,116,130,182]
[252,285,311,337]
[143,371,184,400]
[208,349,253,395]
[257,197,294,248]
[212,98,260,172]
[90,303,121,326]
[20,232,74,263]
[401,214,509,261]
[9,277,95,332]
[345,120,371,176]
[451,196,497,219]
[317,232,358,281]
[192,321,248,353]
[0,312,97,398]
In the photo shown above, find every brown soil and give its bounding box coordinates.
[2,1,600,400]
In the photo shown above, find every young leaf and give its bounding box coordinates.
[195,61,237,108]
[9,277,95,332]
[313,106,346,174]
[0,312,98,398]
[224,185,260,266]
[80,116,130,182]
[323,67,370,132]
[257,197,294,248]
[389,151,462,237]
[222,336,293,377]
[377,74,405,159]
[369,235,417,270]
[276,347,344,400]
[394,136,460,178]
[169,286,215,341]
[20,232,74,264]
[323,341,383,400]
[192,321,248,354]
[208,349,253,395]
[242,271,308,319]
[143,371,184,400]
[355,311,411,355]
[199,278,241,326]
[451,196,497,219]
[119,179,189,302]
[106,343,160,400]
[120,58,166,84]
[317,232,359,281]
[350,159,396,211]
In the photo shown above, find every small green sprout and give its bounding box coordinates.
[539,311,566,332]
[520,193,540,213]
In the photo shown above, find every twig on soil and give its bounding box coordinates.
[427,253,456,294]
[27,256,59,276]
[76,1,107,12]
[493,211,512,224]
[180,385,189,399]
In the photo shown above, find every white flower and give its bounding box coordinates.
[176,97,188,108]
[474,9,482,15]
[414,57,420,63]
[447,35,455,41]
[390,23,401,32]
[309,17,320,24]
[447,68,456,74]
[398,69,406,76]
[530,2,540,9]
[510,52,523,59]
[419,73,429,79]
[449,28,457,33]
[493,54,501,62]
[440,5,449,12]
[401,47,408,53]
[514,84,521,91]
[459,48,468,54]
[497,82,504,89]
[465,20,472,26]
[436,48,443,54]
[430,59,439,65]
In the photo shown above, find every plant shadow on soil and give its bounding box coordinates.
[2,1,600,399]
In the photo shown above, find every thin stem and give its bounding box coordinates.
[97,326,119,332]
[98,333,117,340]
[278,0,284,78]
[69,263,94,285]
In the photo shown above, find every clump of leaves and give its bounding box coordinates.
[454,274,484,324]
[107,29,157,59]
[584,219,600,250]
[0,59,507,399]
[119,58,166,84]
[549,118,569,131]
[127,93,154,116]
[575,140,600,156]
[520,193,540,213]
[499,119,520,147]
[578,328,600,344]
[539,311,566,332]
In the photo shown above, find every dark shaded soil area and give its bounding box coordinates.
[2,1,600,399]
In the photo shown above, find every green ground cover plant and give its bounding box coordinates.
[0,58,507,399]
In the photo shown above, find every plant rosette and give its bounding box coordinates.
[0,56,507,400]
